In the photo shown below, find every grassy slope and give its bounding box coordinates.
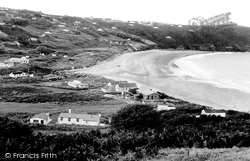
[151,147,250,161]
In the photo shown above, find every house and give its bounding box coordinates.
[67,80,88,89]
[28,37,37,41]
[115,82,137,92]
[58,24,65,27]
[112,26,117,30]
[58,109,101,126]
[30,113,51,125]
[201,109,226,117]
[101,85,116,93]
[51,53,57,57]
[62,29,69,32]
[108,81,128,87]
[9,72,29,78]
[7,57,29,64]
[157,104,176,111]
[143,92,161,100]
[97,28,103,32]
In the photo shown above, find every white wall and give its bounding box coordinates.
[30,117,51,125]
[58,117,100,126]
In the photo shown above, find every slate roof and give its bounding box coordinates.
[109,81,128,86]
[31,113,49,120]
[102,85,116,92]
[58,113,100,121]
[203,109,226,113]
[144,92,161,96]
[117,83,137,88]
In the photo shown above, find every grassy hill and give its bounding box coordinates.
[0,7,249,71]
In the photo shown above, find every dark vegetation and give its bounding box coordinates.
[2,92,112,104]
[116,23,250,51]
[1,104,250,160]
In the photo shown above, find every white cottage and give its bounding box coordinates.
[157,105,176,111]
[30,113,51,125]
[201,109,226,117]
[9,72,28,78]
[58,109,101,126]
[67,80,88,89]
[115,82,137,92]
[7,57,29,64]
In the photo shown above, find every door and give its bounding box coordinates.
[41,120,44,125]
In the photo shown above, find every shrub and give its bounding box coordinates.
[111,104,161,132]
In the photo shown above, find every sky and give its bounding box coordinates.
[1,0,250,27]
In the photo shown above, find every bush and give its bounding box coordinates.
[111,104,161,132]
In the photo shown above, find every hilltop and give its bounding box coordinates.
[0,7,250,74]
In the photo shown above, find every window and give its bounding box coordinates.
[76,118,79,122]
[68,118,71,121]
[33,120,39,123]
[60,117,63,121]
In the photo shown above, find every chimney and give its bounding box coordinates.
[69,108,71,113]
[97,114,101,126]
[108,117,112,124]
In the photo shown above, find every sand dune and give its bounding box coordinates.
[75,50,250,112]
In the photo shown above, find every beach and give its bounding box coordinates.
[75,50,250,111]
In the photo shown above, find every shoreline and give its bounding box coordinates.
[75,50,250,112]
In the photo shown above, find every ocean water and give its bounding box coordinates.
[171,52,250,93]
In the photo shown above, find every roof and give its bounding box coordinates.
[144,92,161,96]
[31,113,49,120]
[117,83,137,88]
[102,85,116,92]
[58,113,100,121]
[109,81,128,86]
[11,72,26,75]
[203,109,226,113]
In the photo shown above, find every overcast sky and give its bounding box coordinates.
[1,0,249,26]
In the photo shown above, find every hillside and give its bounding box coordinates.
[0,7,250,75]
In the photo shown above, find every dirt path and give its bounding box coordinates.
[74,50,250,111]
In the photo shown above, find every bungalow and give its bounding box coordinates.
[108,81,128,87]
[28,37,37,41]
[7,57,29,64]
[67,80,88,89]
[58,109,101,126]
[201,109,226,117]
[30,113,51,125]
[115,82,137,92]
[101,85,116,93]
[9,72,29,78]
[157,104,176,111]
[143,92,161,100]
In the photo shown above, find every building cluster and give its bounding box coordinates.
[4,56,29,66]
[30,108,103,126]
[101,81,137,93]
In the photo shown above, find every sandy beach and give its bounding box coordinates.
[75,50,250,112]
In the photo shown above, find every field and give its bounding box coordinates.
[0,102,126,114]
[150,147,250,161]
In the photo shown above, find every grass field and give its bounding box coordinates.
[150,147,250,161]
[0,102,126,114]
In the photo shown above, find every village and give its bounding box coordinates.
[28,78,227,127]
